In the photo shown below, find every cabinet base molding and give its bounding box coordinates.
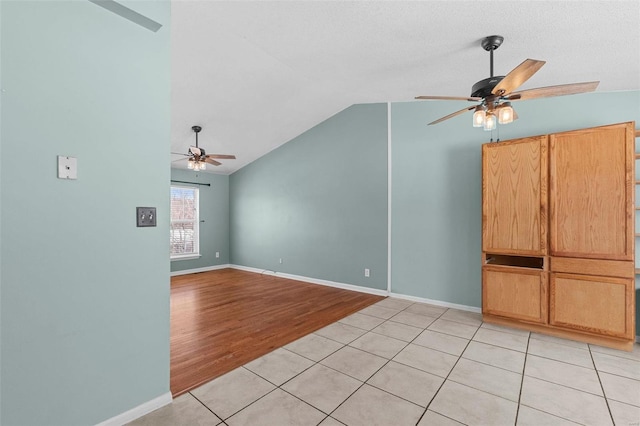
[482,314,634,352]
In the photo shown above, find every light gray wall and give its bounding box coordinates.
[230,103,388,290]
[391,91,640,309]
[1,1,170,424]
[171,169,230,272]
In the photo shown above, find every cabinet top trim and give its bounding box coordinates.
[482,121,635,147]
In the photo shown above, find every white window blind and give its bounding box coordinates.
[170,186,199,259]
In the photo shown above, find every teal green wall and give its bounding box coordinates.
[230,104,388,290]
[170,169,230,272]
[1,1,170,425]
[391,91,640,312]
[228,92,639,330]
[0,1,3,420]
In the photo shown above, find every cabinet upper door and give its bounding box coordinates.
[549,122,634,260]
[482,136,548,255]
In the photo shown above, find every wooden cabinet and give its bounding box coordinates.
[549,123,634,260]
[483,266,547,324]
[550,273,634,339]
[482,122,635,350]
[482,136,547,255]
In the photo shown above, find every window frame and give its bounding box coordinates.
[170,185,201,261]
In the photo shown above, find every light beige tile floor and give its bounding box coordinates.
[129,298,640,426]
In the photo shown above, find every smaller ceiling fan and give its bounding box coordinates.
[172,125,236,171]
[415,35,599,129]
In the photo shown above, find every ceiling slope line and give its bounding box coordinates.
[88,0,162,32]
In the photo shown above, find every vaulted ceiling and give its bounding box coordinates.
[170,1,640,174]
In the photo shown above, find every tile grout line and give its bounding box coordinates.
[203,301,625,426]
[215,369,283,421]
[457,337,528,374]
[278,381,345,418]
[244,305,427,423]
[221,357,344,423]
[199,310,530,424]
[414,318,485,425]
[283,336,349,365]
[588,344,616,425]
[325,305,453,423]
[188,302,634,425]
[525,352,594,370]
[422,324,481,341]
[529,336,593,351]
[158,300,637,425]
[591,369,640,381]
[589,346,640,363]
[187,390,226,423]
[234,339,356,423]
[514,332,531,425]
[323,353,398,420]
[327,309,430,414]
[222,386,281,422]
[518,374,608,399]
[517,344,608,425]
[245,348,318,389]
[443,326,588,425]
[318,346,390,383]
[314,327,369,346]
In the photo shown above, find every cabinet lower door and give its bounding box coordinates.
[550,273,634,339]
[483,267,547,323]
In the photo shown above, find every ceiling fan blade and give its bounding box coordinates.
[415,95,482,102]
[171,157,187,163]
[428,106,476,125]
[492,59,546,96]
[205,154,236,160]
[171,152,189,156]
[507,81,599,101]
[203,158,221,166]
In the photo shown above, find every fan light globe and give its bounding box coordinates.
[498,103,514,124]
[200,162,206,171]
[473,108,486,127]
[187,159,195,170]
[484,113,496,131]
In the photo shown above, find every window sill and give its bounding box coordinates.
[171,254,202,262]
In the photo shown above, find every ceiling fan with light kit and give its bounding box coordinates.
[172,125,236,171]
[416,35,599,130]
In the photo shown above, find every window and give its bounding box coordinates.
[170,185,199,259]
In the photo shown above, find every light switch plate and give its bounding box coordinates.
[137,207,157,227]
[58,156,77,179]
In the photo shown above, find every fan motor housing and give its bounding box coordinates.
[471,76,505,98]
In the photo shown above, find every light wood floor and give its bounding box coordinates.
[170,268,384,396]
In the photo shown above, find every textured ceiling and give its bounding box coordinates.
[170,0,640,174]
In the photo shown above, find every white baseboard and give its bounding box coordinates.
[389,292,482,313]
[170,264,231,277]
[229,264,389,297]
[96,392,172,426]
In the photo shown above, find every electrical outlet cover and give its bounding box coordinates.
[58,156,78,179]
[137,207,157,227]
